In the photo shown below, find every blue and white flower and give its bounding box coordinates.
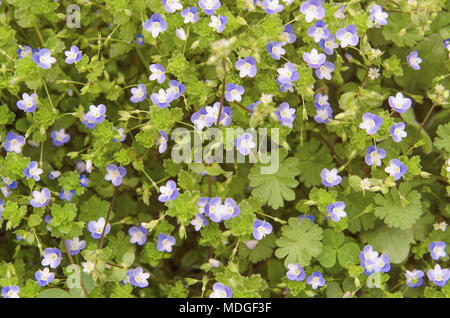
[51,128,71,147]
[191,213,208,231]
[429,242,447,261]
[158,180,179,202]
[307,20,330,43]
[112,127,126,142]
[149,63,166,84]
[314,104,333,124]
[130,83,147,103]
[286,264,306,281]
[359,112,383,135]
[299,0,325,23]
[162,0,182,13]
[307,271,326,289]
[3,132,25,153]
[157,233,176,252]
[151,88,173,108]
[225,83,245,102]
[266,41,286,60]
[64,45,82,64]
[135,34,145,46]
[88,217,111,239]
[390,122,407,143]
[388,92,412,113]
[1,285,20,298]
[252,219,273,240]
[303,48,326,69]
[427,264,449,287]
[315,61,335,80]
[336,24,359,48]
[277,62,299,83]
[24,161,43,181]
[235,56,257,78]
[327,201,347,222]
[35,267,55,287]
[405,269,424,288]
[209,15,228,33]
[318,34,339,55]
[59,189,75,202]
[167,80,186,99]
[129,226,148,246]
[105,164,127,187]
[65,237,86,255]
[210,283,232,298]
[384,159,408,180]
[263,0,284,14]
[407,50,422,70]
[17,45,31,59]
[79,174,89,187]
[32,48,56,69]
[30,188,51,208]
[275,102,296,128]
[41,248,61,268]
[282,24,296,43]
[235,133,256,156]
[143,13,167,38]
[2,177,17,190]
[157,130,168,153]
[16,92,37,112]
[365,146,387,167]
[129,267,150,288]
[198,0,221,15]
[181,7,199,24]
[49,170,61,180]
[321,168,342,187]
[370,5,388,26]
[85,104,106,124]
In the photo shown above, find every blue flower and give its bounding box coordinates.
[314,104,333,124]
[1,186,11,198]
[162,0,182,13]
[318,34,339,55]
[128,226,148,246]
[129,267,150,287]
[16,92,37,112]
[266,41,286,60]
[17,45,31,59]
[76,161,86,173]
[263,0,284,14]
[336,24,359,48]
[167,80,186,99]
[198,0,221,15]
[390,122,407,143]
[51,128,71,147]
[35,267,55,287]
[143,13,167,38]
[370,5,388,25]
[235,133,256,156]
[205,197,223,223]
[252,219,273,240]
[79,174,89,187]
[282,24,296,43]
[24,161,43,181]
[44,214,52,231]
[209,15,227,33]
[275,102,296,128]
[85,104,106,124]
[2,177,17,190]
[130,83,147,103]
[59,188,75,202]
[158,180,179,202]
[359,245,390,275]
[307,20,330,43]
[405,269,424,288]
[42,248,61,268]
[209,283,232,298]
[157,130,168,153]
[1,285,20,298]
[307,271,326,289]
[300,0,325,23]
[299,214,315,224]
[112,127,126,142]
[149,64,166,84]
[406,50,422,70]
[88,217,111,239]
[429,242,447,261]
[191,213,208,231]
[32,48,57,69]
[64,45,82,64]
[248,101,261,114]
[327,201,347,222]
[81,113,98,130]
[65,237,86,255]
[30,188,51,208]
[157,233,176,252]
[359,112,383,135]
[204,102,232,127]
[235,56,257,78]
[303,48,326,69]
[105,164,126,187]
[365,146,387,166]
[151,88,173,108]
[315,61,335,80]
[181,7,199,23]
[3,132,25,153]
[221,198,240,221]
[320,168,342,187]
[286,264,305,281]
[135,34,145,46]
[384,158,408,180]
[0,199,4,218]
[277,62,299,84]
[191,107,209,130]
[225,83,245,102]
[388,92,412,113]
[427,264,450,287]
[444,38,450,51]
[49,170,61,180]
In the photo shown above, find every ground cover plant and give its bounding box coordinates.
[0,0,449,299]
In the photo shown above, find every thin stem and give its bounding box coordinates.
[62,238,89,298]
[216,59,227,127]
[232,101,253,114]
[42,81,56,113]
[404,102,437,155]
[97,187,119,249]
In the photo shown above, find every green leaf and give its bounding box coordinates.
[248,150,300,209]
[374,183,423,230]
[275,217,323,267]
[295,139,333,187]
[434,122,450,152]
[382,13,423,47]
[337,243,360,267]
[36,288,72,298]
